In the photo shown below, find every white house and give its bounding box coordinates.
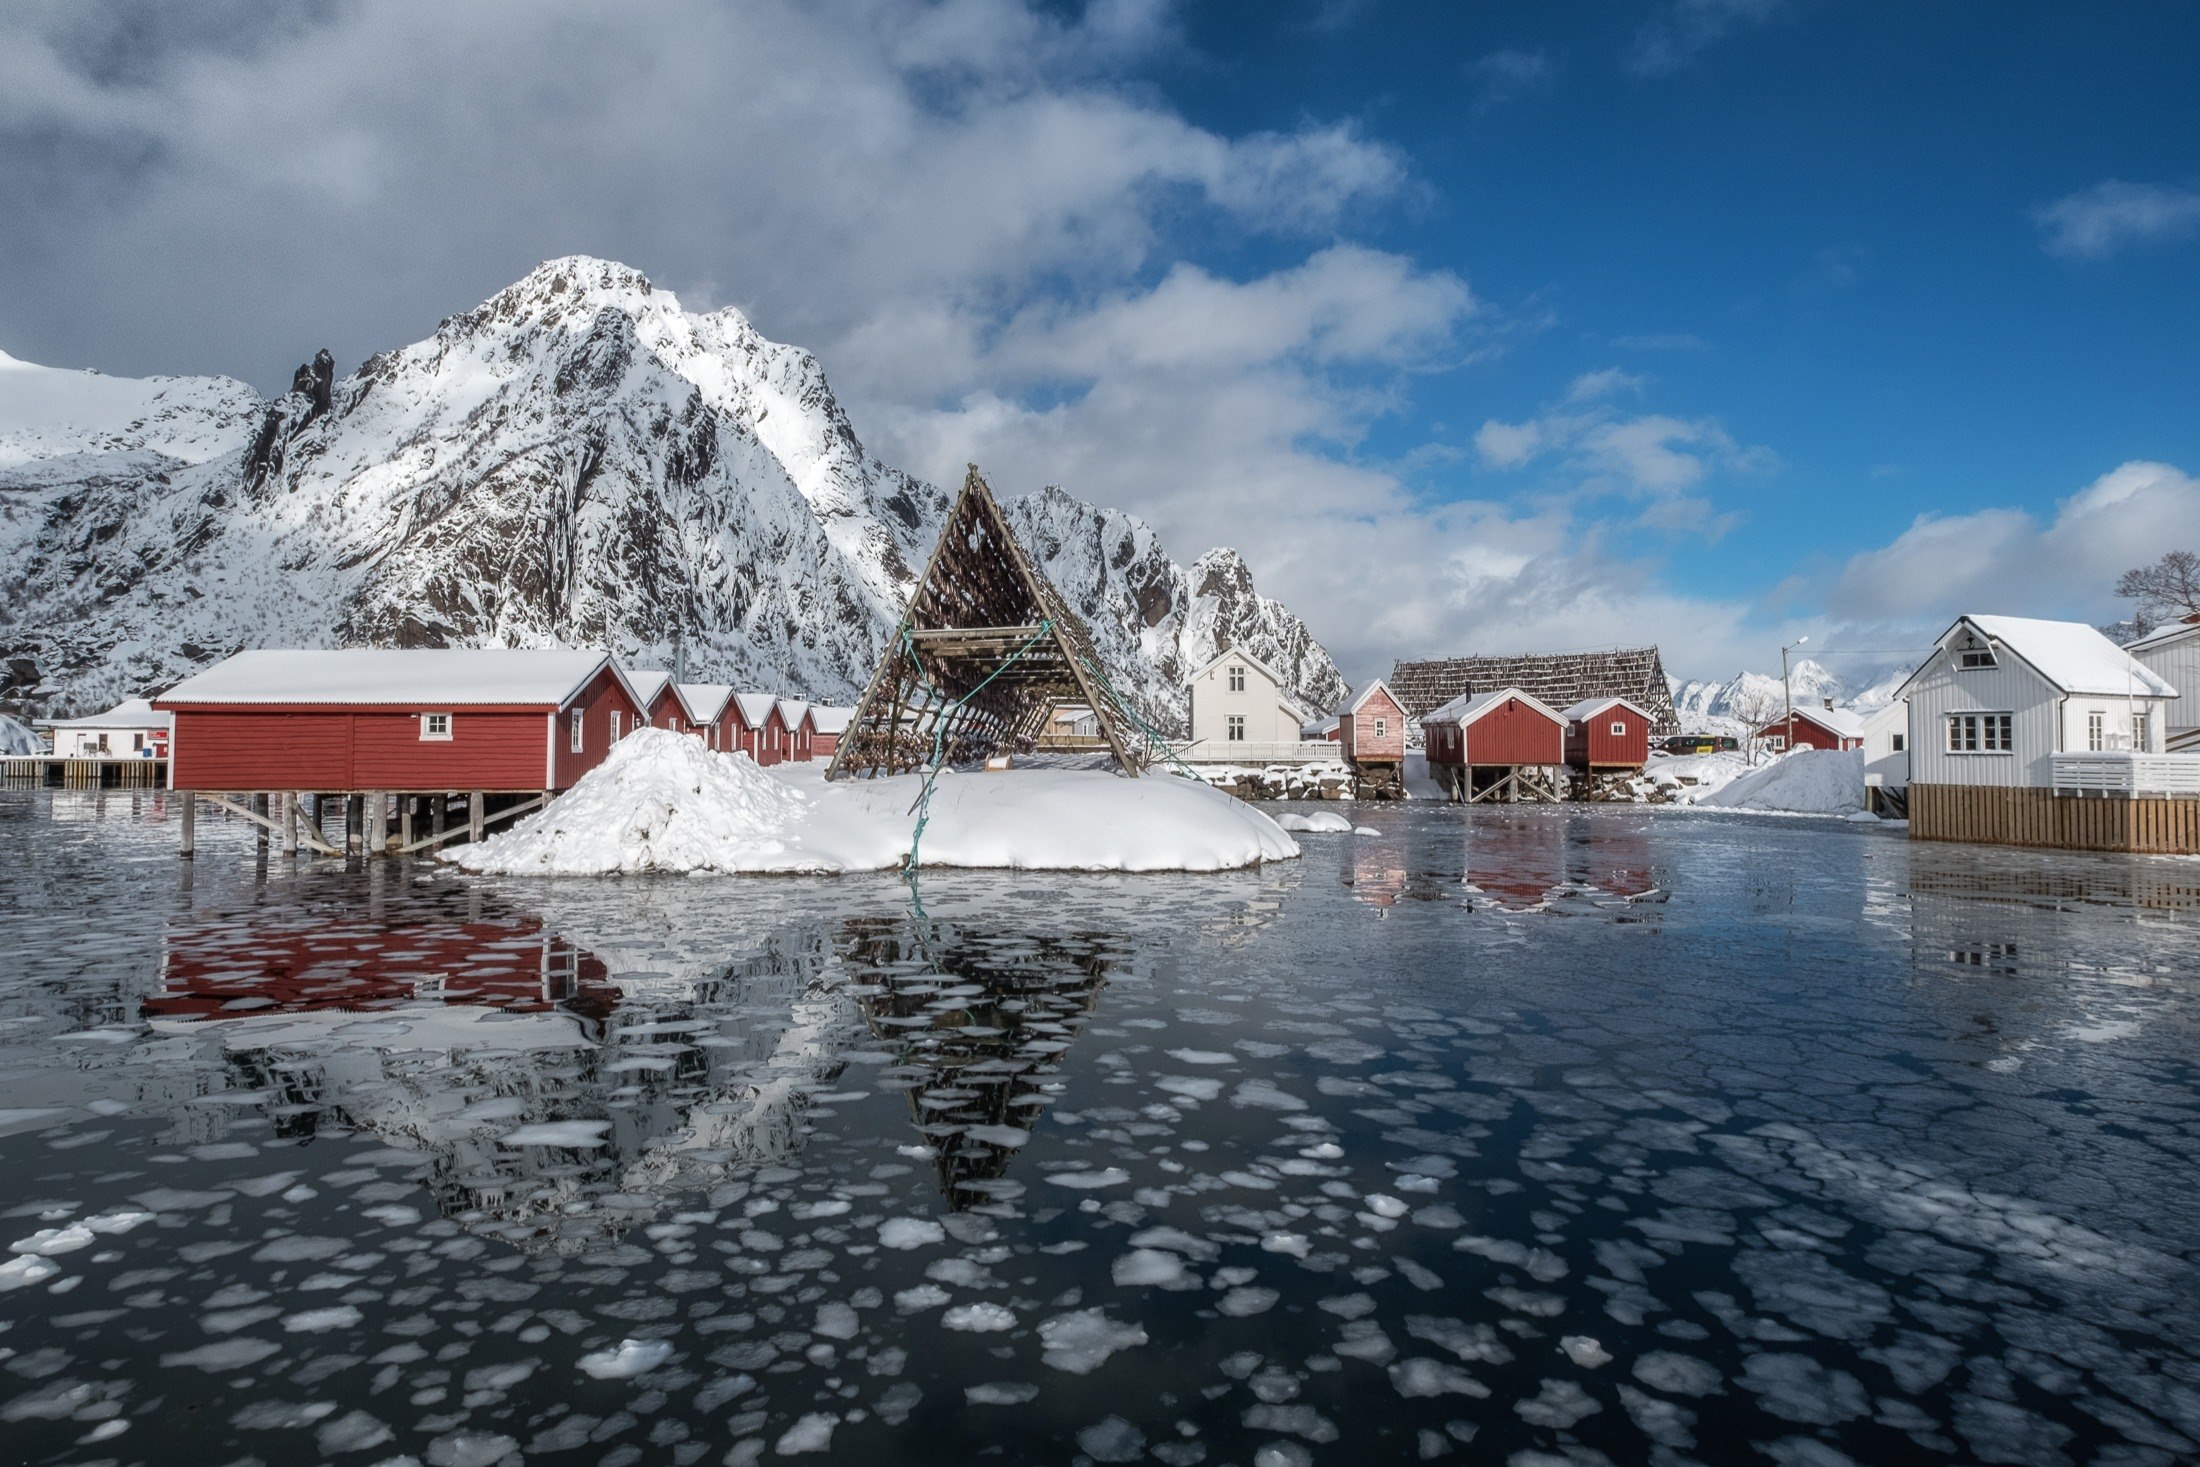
[2128,615,2200,751]
[42,698,173,759]
[1183,649,1330,764]
[1860,701,1908,792]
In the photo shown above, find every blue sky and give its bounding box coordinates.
[3,0,2195,685]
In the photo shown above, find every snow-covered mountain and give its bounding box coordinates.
[0,257,1343,727]
[1667,658,1904,734]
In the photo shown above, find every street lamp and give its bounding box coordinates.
[1781,636,1809,755]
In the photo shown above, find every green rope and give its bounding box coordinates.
[902,618,1055,876]
[1074,652,1205,781]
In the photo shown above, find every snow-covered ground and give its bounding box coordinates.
[447,729,1300,876]
[1698,748,1871,818]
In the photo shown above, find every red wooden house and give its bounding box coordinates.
[779,700,815,762]
[1754,704,1865,753]
[628,669,683,732]
[1337,680,1407,797]
[809,706,854,759]
[734,693,788,765]
[154,649,646,795]
[676,684,738,750]
[1561,696,1653,773]
[1423,686,1567,802]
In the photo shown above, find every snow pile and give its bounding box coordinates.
[1278,810,1352,833]
[449,729,1299,875]
[1647,750,1752,803]
[1698,749,1867,816]
[0,715,38,756]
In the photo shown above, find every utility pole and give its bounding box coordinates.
[1780,636,1808,755]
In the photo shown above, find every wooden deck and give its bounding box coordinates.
[2,755,167,788]
[1910,784,2200,854]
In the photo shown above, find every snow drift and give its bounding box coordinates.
[1697,749,1867,817]
[447,729,1299,875]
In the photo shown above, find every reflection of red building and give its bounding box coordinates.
[145,917,618,1022]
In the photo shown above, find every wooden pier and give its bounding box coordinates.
[176,788,552,860]
[2,754,168,789]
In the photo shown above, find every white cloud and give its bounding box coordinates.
[2033,180,2200,260]
[1469,48,1554,113]
[1828,461,2200,623]
[1474,372,1773,503]
[1626,0,1793,76]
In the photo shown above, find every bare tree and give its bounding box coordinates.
[2117,550,2200,630]
[1725,683,1786,766]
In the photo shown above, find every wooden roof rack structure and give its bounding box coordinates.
[827,465,1147,780]
[1389,646,1681,736]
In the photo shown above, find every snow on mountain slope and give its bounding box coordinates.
[1669,659,1853,734]
[0,257,1341,726]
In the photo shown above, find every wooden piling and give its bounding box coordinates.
[367,791,387,856]
[281,792,298,857]
[180,794,195,858]
[468,792,485,844]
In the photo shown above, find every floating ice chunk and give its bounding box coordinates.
[1739,1354,1868,1424]
[577,1338,673,1379]
[1354,826,1380,836]
[814,1302,860,1340]
[1038,1309,1148,1374]
[1278,811,1352,833]
[960,1125,1031,1148]
[9,1225,94,1256]
[161,1338,283,1370]
[1561,1336,1611,1368]
[1261,1232,1311,1257]
[1232,1081,1306,1112]
[283,1305,363,1333]
[1255,1444,1314,1467]
[1045,1169,1130,1189]
[776,1413,838,1455]
[1167,1050,1237,1066]
[498,1121,611,1148]
[967,1382,1040,1405]
[1219,1287,1279,1316]
[1127,1227,1220,1262]
[1364,1195,1408,1219]
[84,1210,153,1234]
[425,1429,521,1466]
[1516,1378,1602,1429]
[0,1255,60,1291]
[1158,1077,1225,1102]
[1632,1351,1722,1397]
[1318,1293,1377,1319]
[943,1303,1017,1333]
[1303,1142,1345,1160]
[1389,1358,1490,1398]
[1113,1249,1192,1289]
[315,1410,393,1455]
[1077,1416,1148,1462]
[878,1218,946,1250]
[1244,1403,1340,1442]
[233,1401,338,1429]
[894,1285,951,1312]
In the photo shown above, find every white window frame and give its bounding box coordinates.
[1227,665,1246,693]
[1373,717,1387,740]
[1891,732,1905,753]
[610,710,622,741]
[1226,714,1246,742]
[570,709,585,753]
[2131,713,2151,754]
[1958,647,1998,670]
[1608,721,1626,737]
[2087,711,2104,751]
[420,712,453,741]
[1946,711,2013,754]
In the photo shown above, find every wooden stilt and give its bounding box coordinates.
[252,792,270,854]
[345,795,362,856]
[468,792,485,844]
[282,792,298,857]
[179,794,196,858]
[400,796,415,853]
[367,791,387,856]
[432,794,446,842]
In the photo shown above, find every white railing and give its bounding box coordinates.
[1173,740,1347,767]
[2052,752,2200,797]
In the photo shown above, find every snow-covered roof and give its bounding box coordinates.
[154,649,619,708]
[675,683,735,723]
[1560,696,1651,724]
[1861,701,1907,734]
[2128,615,2200,655]
[1757,705,1867,739]
[1302,714,1341,738]
[42,698,172,730]
[1944,615,2176,698]
[809,705,855,735]
[1345,679,1401,716]
[626,668,674,710]
[1425,686,1566,727]
[779,699,813,729]
[733,693,779,727]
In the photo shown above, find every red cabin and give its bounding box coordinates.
[1338,680,1406,766]
[735,693,789,765]
[1422,686,1568,802]
[1754,706,1864,753]
[809,706,853,760]
[780,700,815,762]
[676,683,738,751]
[153,649,646,794]
[628,669,684,733]
[1562,696,1653,772]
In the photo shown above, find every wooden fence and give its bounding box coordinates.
[1910,784,2200,854]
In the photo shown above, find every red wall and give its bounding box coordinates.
[1567,706,1650,769]
[752,707,789,766]
[1427,698,1565,767]
[1757,714,1857,753]
[552,667,644,789]
[1340,686,1406,763]
[646,687,683,732]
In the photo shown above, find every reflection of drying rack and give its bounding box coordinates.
[843,918,1114,1209]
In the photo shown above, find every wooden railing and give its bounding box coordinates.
[2051,752,2200,797]
[1174,740,1347,767]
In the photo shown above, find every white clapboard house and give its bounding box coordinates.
[2128,614,2200,752]
[1182,650,1335,766]
[1897,614,2195,851]
[1860,700,1908,801]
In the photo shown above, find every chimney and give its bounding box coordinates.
[1822,698,1834,711]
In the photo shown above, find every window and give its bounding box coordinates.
[1227,714,1246,741]
[420,712,452,741]
[570,709,584,752]
[1767,734,1787,751]
[1946,712,2012,753]
[1891,732,1905,753]
[1227,665,1246,693]
[2132,714,2151,754]
[1374,718,1387,739]
[1609,721,1627,737]
[1958,647,1997,669]
[2087,711,2104,751]
[610,711,622,741]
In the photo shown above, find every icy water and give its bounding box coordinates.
[4,791,2200,1467]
